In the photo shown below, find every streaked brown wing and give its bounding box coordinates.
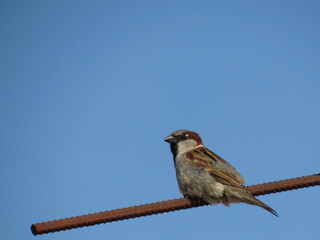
[186,147,245,187]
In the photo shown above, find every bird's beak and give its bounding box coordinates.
[164,135,176,143]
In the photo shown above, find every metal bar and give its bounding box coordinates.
[31,173,320,235]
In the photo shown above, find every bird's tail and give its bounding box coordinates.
[223,187,278,217]
[243,194,278,217]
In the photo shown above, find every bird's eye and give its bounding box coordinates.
[176,134,189,141]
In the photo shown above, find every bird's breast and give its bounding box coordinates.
[175,153,208,193]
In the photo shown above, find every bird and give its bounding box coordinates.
[164,130,278,216]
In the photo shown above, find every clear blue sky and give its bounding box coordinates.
[1,1,319,239]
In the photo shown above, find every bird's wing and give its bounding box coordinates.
[186,147,245,187]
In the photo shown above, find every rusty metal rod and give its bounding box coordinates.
[31,173,320,235]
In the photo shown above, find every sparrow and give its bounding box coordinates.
[164,130,278,216]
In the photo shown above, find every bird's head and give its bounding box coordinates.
[164,130,204,156]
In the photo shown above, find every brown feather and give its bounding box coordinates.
[186,148,244,187]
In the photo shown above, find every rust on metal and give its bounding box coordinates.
[31,173,320,236]
[248,173,320,196]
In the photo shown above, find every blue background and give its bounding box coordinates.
[1,1,319,239]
